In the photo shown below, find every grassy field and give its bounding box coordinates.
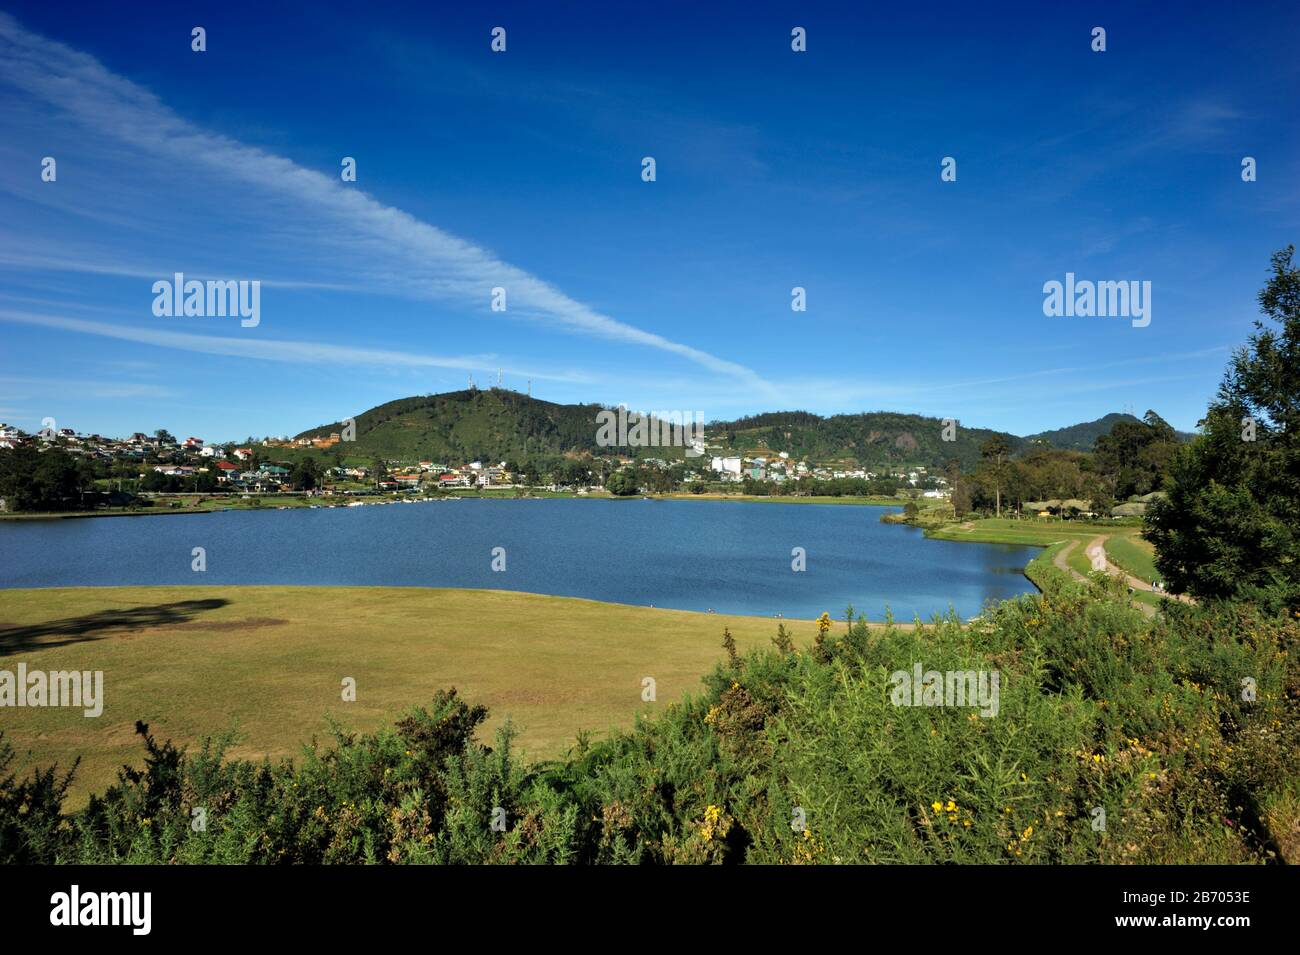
[0,586,846,805]
[1105,534,1160,582]
[924,516,1124,546]
[924,517,1174,611]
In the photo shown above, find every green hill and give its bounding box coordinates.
[1025,413,1195,451]
[709,411,1019,470]
[296,388,606,463]
[1023,413,1141,451]
[293,392,1183,469]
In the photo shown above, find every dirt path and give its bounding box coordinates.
[1076,537,1152,617]
[1086,535,1196,606]
[1053,540,1088,582]
[1023,531,1190,621]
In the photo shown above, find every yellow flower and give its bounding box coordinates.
[932,801,942,812]
[699,804,731,843]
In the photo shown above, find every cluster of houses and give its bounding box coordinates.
[706,446,949,497]
[377,460,514,493]
[261,432,343,450]
[4,419,957,500]
[708,450,802,483]
[1,420,529,495]
[1,424,193,461]
[161,454,519,495]
[0,424,330,494]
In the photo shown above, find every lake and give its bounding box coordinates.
[0,499,1040,620]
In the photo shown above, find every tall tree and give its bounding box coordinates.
[291,457,321,491]
[1094,411,1179,502]
[605,468,638,496]
[1145,246,1300,608]
[0,445,91,511]
[980,435,1011,517]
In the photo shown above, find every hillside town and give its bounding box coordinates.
[0,420,948,511]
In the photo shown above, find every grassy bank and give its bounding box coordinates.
[0,488,606,520]
[5,571,1295,864]
[919,517,1174,613]
[0,488,905,520]
[1105,535,1160,583]
[925,517,1119,546]
[649,492,908,506]
[0,586,842,804]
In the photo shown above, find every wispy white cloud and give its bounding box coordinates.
[0,13,772,393]
[906,346,1232,394]
[0,309,593,384]
[0,374,175,400]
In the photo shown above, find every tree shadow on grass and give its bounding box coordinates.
[0,599,231,657]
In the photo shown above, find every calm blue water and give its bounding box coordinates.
[0,499,1040,620]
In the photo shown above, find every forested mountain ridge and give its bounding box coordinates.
[1023,413,1194,452]
[294,389,1183,469]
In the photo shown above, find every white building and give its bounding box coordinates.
[710,456,742,476]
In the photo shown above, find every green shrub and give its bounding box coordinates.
[2,589,1295,865]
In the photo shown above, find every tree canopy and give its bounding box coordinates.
[1145,246,1300,609]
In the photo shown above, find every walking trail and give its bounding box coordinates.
[1053,535,1193,619]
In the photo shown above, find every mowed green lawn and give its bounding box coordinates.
[0,586,834,805]
[925,517,1122,546]
[1104,534,1160,583]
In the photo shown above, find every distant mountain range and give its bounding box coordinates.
[1022,412,1193,451]
[294,390,1189,469]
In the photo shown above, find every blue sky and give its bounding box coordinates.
[1,0,1297,442]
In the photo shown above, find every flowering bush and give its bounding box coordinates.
[2,577,1296,864]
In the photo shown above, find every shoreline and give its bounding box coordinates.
[0,582,938,627]
[1,500,1056,606]
[0,490,912,521]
